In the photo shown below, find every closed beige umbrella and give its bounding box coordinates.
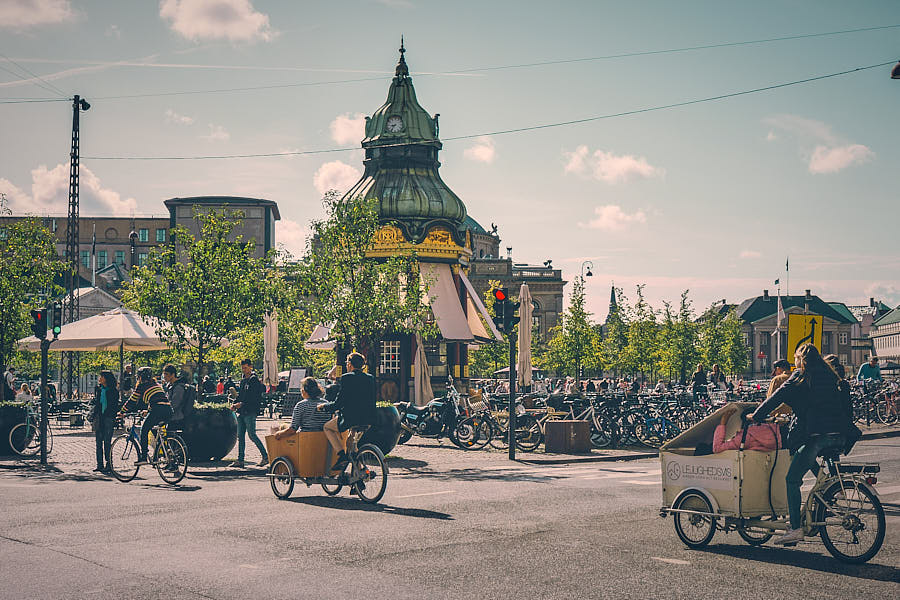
[517,284,533,388]
[414,331,434,406]
[263,310,279,387]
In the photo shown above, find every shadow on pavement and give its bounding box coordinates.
[393,466,556,483]
[702,544,900,583]
[385,457,428,469]
[285,495,454,520]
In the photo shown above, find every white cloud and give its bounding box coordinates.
[864,282,900,307]
[165,108,194,125]
[313,161,361,195]
[763,114,874,174]
[564,145,662,184]
[105,24,121,39]
[463,136,496,164]
[201,123,230,141]
[579,205,647,231]
[330,113,366,146]
[159,0,274,43]
[275,218,308,258]
[0,0,74,28]
[739,250,762,259]
[808,144,874,174]
[0,163,137,216]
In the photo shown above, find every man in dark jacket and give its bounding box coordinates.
[320,353,377,469]
[162,364,187,430]
[230,359,268,467]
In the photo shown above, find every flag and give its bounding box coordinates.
[777,294,785,328]
[774,278,780,286]
[786,257,789,272]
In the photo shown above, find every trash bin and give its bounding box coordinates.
[544,420,591,454]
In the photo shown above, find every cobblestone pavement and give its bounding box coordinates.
[3,416,899,477]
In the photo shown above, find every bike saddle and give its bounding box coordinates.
[810,433,845,458]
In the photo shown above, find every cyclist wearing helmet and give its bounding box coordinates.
[122,367,172,465]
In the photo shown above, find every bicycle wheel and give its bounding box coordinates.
[321,482,343,495]
[673,492,716,548]
[874,401,897,425]
[737,522,774,546]
[815,481,885,564]
[109,435,140,482]
[43,423,53,455]
[269,457,295,499]
[8,422,39,457]
[156,436,188,485]
[454,415,492,450]
[489,414,509,449]
[352,444,387,504]
[514,413,542,452]
[590,415,616,449]
[397,428,413,445]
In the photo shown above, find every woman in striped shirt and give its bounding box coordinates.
[273,377,331,440]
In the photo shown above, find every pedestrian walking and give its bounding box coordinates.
[120,364,134,401]
[230,359,268,468]
[691,364,707,402]
[3,365,16,402]
[162,364,188,431]
[709,364,726,389]
[91,371,119,473]
[216,377,225,395]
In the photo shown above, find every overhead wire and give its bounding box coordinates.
[0,53,69,98]
[81,59,895,161]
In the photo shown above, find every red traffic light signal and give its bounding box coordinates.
[492,288,508,302]
[30,308,47,340]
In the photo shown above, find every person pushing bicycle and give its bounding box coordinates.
[121,367,172,465]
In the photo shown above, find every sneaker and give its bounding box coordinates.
[257,458,269,466]
[775,528,804,546]
[332,451,350,471]
[92,466,104,473]
[228,460,245,468]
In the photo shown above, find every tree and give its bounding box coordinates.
[598,287,629,377]
[658,291,701,384]
[123,208,270,378]
[544,278,597,380]
[624,285,659,382]
[293,192,434,366]
[720,309,749,376]
[0,217,63,366]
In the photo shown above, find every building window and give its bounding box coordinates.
[80,250,89,268]
[0,228,7,240]
[138,228,149,242]
[823,332,832,352]
[838,332,848,345]
[380,341,401,374]
[138,252,148,266]
[97,250,107,269]
[532,315,541,332]
[759,334,769,347]
[115,250,125,265]
[741,332,749,345]
[156,228,166,242]
[839,354,849,366]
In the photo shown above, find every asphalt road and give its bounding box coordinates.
[1,439,897,599]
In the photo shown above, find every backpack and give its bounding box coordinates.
[183,383,197,416]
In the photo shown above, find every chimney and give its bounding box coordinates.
[763,290,769,301]
[870,297,875,307]
[805,290,811,301]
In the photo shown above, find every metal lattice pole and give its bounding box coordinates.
[64,95,86,398]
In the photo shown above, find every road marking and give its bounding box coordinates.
[239,564,259,569]
[579,470,660,480]
[396,490,455,499]
[651,557,690,565]
[622,480,660,486]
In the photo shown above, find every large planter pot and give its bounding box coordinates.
[180,405,238,461]
[360,405,402,456]
[0,403,26,456]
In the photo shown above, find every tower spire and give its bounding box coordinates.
[395,36,409,78]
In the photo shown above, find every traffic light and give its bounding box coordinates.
[50,302,62,337]
[505,300,521,331]
[30,308,47,340]
[492,288,508,332]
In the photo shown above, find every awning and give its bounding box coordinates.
[458,270,503,342]
[305,324,336,350]
[420,263,473,341]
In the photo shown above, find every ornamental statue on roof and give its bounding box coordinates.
[344,40,471,264]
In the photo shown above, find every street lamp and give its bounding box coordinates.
[129,229,138,270]
[892,60,900,79]
[581,260,593,281]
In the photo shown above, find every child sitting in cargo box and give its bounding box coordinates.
[273,377,332,439]
[712,404,781,453]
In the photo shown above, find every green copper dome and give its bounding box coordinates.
[344,41,467,244]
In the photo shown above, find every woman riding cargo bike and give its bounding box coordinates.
[659,344,885,564]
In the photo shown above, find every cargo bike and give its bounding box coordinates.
[265,426,388,504]
[659,403,886,564]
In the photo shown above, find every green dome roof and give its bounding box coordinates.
[344,42,467,244]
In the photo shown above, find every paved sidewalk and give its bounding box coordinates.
[3,418,898,477]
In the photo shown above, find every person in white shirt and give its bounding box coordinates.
[15,383,33,403]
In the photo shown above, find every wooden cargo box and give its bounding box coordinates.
[265,431,347,478]
[544,419,591,454]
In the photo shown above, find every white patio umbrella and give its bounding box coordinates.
[263,310,279,387]
[413,331,434,406]
[517,284,534,388]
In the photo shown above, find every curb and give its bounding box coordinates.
[860,428,900,441]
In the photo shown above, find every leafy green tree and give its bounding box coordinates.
[0,217,63,366]
[658,291,701,383]
[292,192,434,366]
[123,208,270,378]
[544,278,597,380]
[698,304,728,371]
[720,309,749,376]
[598,287,629,377]
[624,285,659,382]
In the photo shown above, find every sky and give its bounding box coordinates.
[1,0,899,320]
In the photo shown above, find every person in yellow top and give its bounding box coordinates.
[768,359,792,417]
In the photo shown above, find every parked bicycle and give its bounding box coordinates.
[8,400,53,457]
[109,414,188,485]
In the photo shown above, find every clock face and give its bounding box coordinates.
[386,116,404,133]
